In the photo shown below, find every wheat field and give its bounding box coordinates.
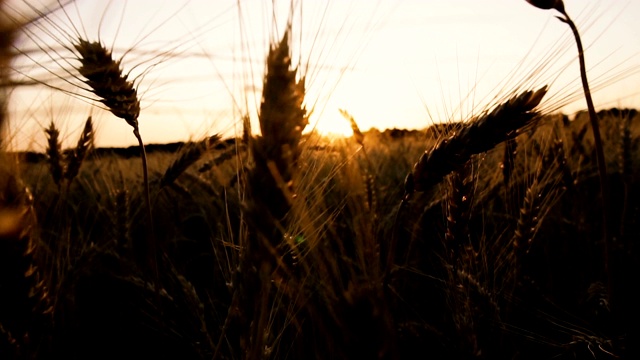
[1,1,640,359]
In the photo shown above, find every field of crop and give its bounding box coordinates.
[2,1,640,359]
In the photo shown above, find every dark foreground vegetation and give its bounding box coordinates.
[1,106,639,359]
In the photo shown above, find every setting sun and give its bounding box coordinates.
[312,112,354,139]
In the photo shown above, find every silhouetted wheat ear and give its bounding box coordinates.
[453,269,501,344]
[74,39,140,129]
[111,188,130,253]
[408,86,547,193]
[570,124,590,163]
[363,173,377,213]
[552,128,574,190]
[256,29,307,182]
[526,0,564,12]
[64,116,94,183]
[160,135,220,189]
[44,121,63,187]
[511,178,542,261]
[74,38,157,287]
[619,112,634,179]
[248,28,307,223]
[339,109,365,146]
[241,114,251,144]
[198,142,245,173]
[501,138,517,188]
[445,160,474,266]
[236,28,308,358]
[584,281,610,321]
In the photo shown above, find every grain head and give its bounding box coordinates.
[74,39,140,130]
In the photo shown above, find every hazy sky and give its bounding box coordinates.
[5,0,640,150]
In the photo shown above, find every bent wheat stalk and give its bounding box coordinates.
[407,86,548,194]
[159,135,220,189]
[64,116,94,187]
[526,0,612,306]
[73,39,157,284]
[386,87,548,287]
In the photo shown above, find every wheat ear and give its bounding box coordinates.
[159,135,220,189]
[445,160,474,268]
[570,124,589,163]
[235,28,307,358]
[64,116,93,185]
[44,121,63,188]
[339,109,365,146]
[73,39,156,284]
[198,142,245,173]
[619,112,633,180]
[510,178,542,263]
[386,87,547,287]
[552,127,574,191]
[501,139,517,188]
[112,188,130,254]
[74,39,140,127]
[248,28,307,222]
[407,86,547,194]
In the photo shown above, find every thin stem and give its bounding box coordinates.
[133,127,158,287]
[384,196,409,291]
[559,10,611,285]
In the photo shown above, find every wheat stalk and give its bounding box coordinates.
[510,178,542,264]
[552,127,574,190]
[253,29,307,188]
[339,109,378,214]
[386,87,548,288]
[73,38,157,286]
[526,0,611,300]
[64,116,93,185]
[44,121,63,188]
[406,86,547,195]
[618,112,634,237]
[236,27,308,358]
[339,109,365,147]
[501,138,517,188]
[74,40,140,128]
[619,111,633,180]
[445,160,474,268]
[569,124,590,164]
[110,188,130,254]
[247,28,307,226]
[160,136,220,189]
[198,142,245,173]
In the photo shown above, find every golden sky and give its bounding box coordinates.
[5,0,640,149]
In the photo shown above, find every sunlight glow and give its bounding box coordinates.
[311,111,354,139]
[4,0,640,150]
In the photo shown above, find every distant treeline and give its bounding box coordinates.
[12,108,638,163]
[15,137,237,163]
